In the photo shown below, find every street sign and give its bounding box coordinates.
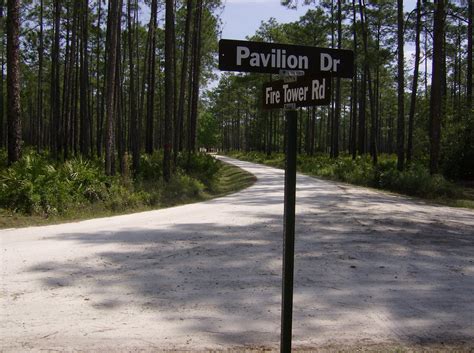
[219,39,354,78]
[218,38,355,353]
[263,75,331,109]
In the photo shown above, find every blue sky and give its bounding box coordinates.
[220,0,419,41]
[210,0,424,89]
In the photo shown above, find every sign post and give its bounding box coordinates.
[281,97,298,353]
[219,39,353,353]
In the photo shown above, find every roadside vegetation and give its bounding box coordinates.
[0,150,255,229]
[226,151,474,210]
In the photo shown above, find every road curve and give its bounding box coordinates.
[1,155,474,351]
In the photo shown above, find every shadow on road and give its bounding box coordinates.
[25,157,474,348]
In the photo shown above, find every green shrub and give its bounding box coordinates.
[162,173,205,203]
[176,152,221,189]
[104,183,145,211]
[225,150,460,201]
[0,153,63,214]
[138,151,164,181]
[0,152,117,215]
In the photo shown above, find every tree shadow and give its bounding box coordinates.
[19,157,474,349]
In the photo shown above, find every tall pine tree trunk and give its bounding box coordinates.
[50,0,61,159]
[127,0,139,173]
[467,0,472,111]
[396,0,405,170]
[175,0,193,162]
[6,0,21,164]
[407,0,421,165]
[0,2,5,148]
[333,0,342,158]
[145,0,157,154]
[351,0,358,160]
[96,0,103,157]
[188,0,202,155]
[36,0,44,151]
[359,0,377,164]
[79,0,91,157]
[163,0,175,181]
[429,0,445,175]
[105,0,120,175]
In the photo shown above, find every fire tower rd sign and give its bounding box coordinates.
[219,39,354,78]
[263,75,331,109]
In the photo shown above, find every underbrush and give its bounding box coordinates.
[0,150,221,218]
[226,151,462,202]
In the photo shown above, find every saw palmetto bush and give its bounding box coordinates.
[0,151,223,217]
[0,152,114,215]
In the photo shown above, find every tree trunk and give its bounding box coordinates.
[407,0,421,165]
[351,0,358,159]
[429,0,445,175]
[333,0,342,158]
[79,0,91,157]
[164,0,175,181]
[0,2,5,148]
[359,0,377,164]
[96,0,103,157]
[145,0,157,154]
[188,0,203,155]
[6,0,21,164]
[396,0,405,171]
[175,0,193,162]
[467,0,472,111]
[50,0,61,159]
[127,0,139,173]
[36,0,44,151]
[358,74,366,156]
[105,0,120,175]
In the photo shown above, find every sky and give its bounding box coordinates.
[219,0,311,40]
[219,0,419,41]
[210,0,423,89]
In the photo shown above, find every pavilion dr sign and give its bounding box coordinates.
[263,75,331,109]
[219,39,354,78]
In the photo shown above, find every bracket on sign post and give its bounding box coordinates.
[280,70,304,110]
[278,69,301,353]
[279,69,305,83]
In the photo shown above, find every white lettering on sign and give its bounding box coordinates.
[312,78,326,99]
[236,46,309,70]
[266,87,281,105]
[237,46,250,65]
[320,53,340,72]
[283,84,309,104]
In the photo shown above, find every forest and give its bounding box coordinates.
[0,0,232,222]
[208,0,473,204]
[0,0,473,221]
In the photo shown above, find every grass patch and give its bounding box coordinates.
[206,161,257,198]
[225,151,474,210]
[0,153,255,229]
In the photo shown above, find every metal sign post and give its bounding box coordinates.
[218,38,353,353]
[279,70,302,353]
[281,105,297,353]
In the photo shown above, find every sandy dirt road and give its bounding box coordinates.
[1,156,474,352]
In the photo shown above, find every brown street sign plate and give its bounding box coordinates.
[219,39,354,78]
[262,75,331,109]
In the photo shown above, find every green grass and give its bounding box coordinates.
[206,161,257,198]
[0,156,255,229]
[225,150,474,210]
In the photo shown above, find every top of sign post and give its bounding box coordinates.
[218,39,354,79]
